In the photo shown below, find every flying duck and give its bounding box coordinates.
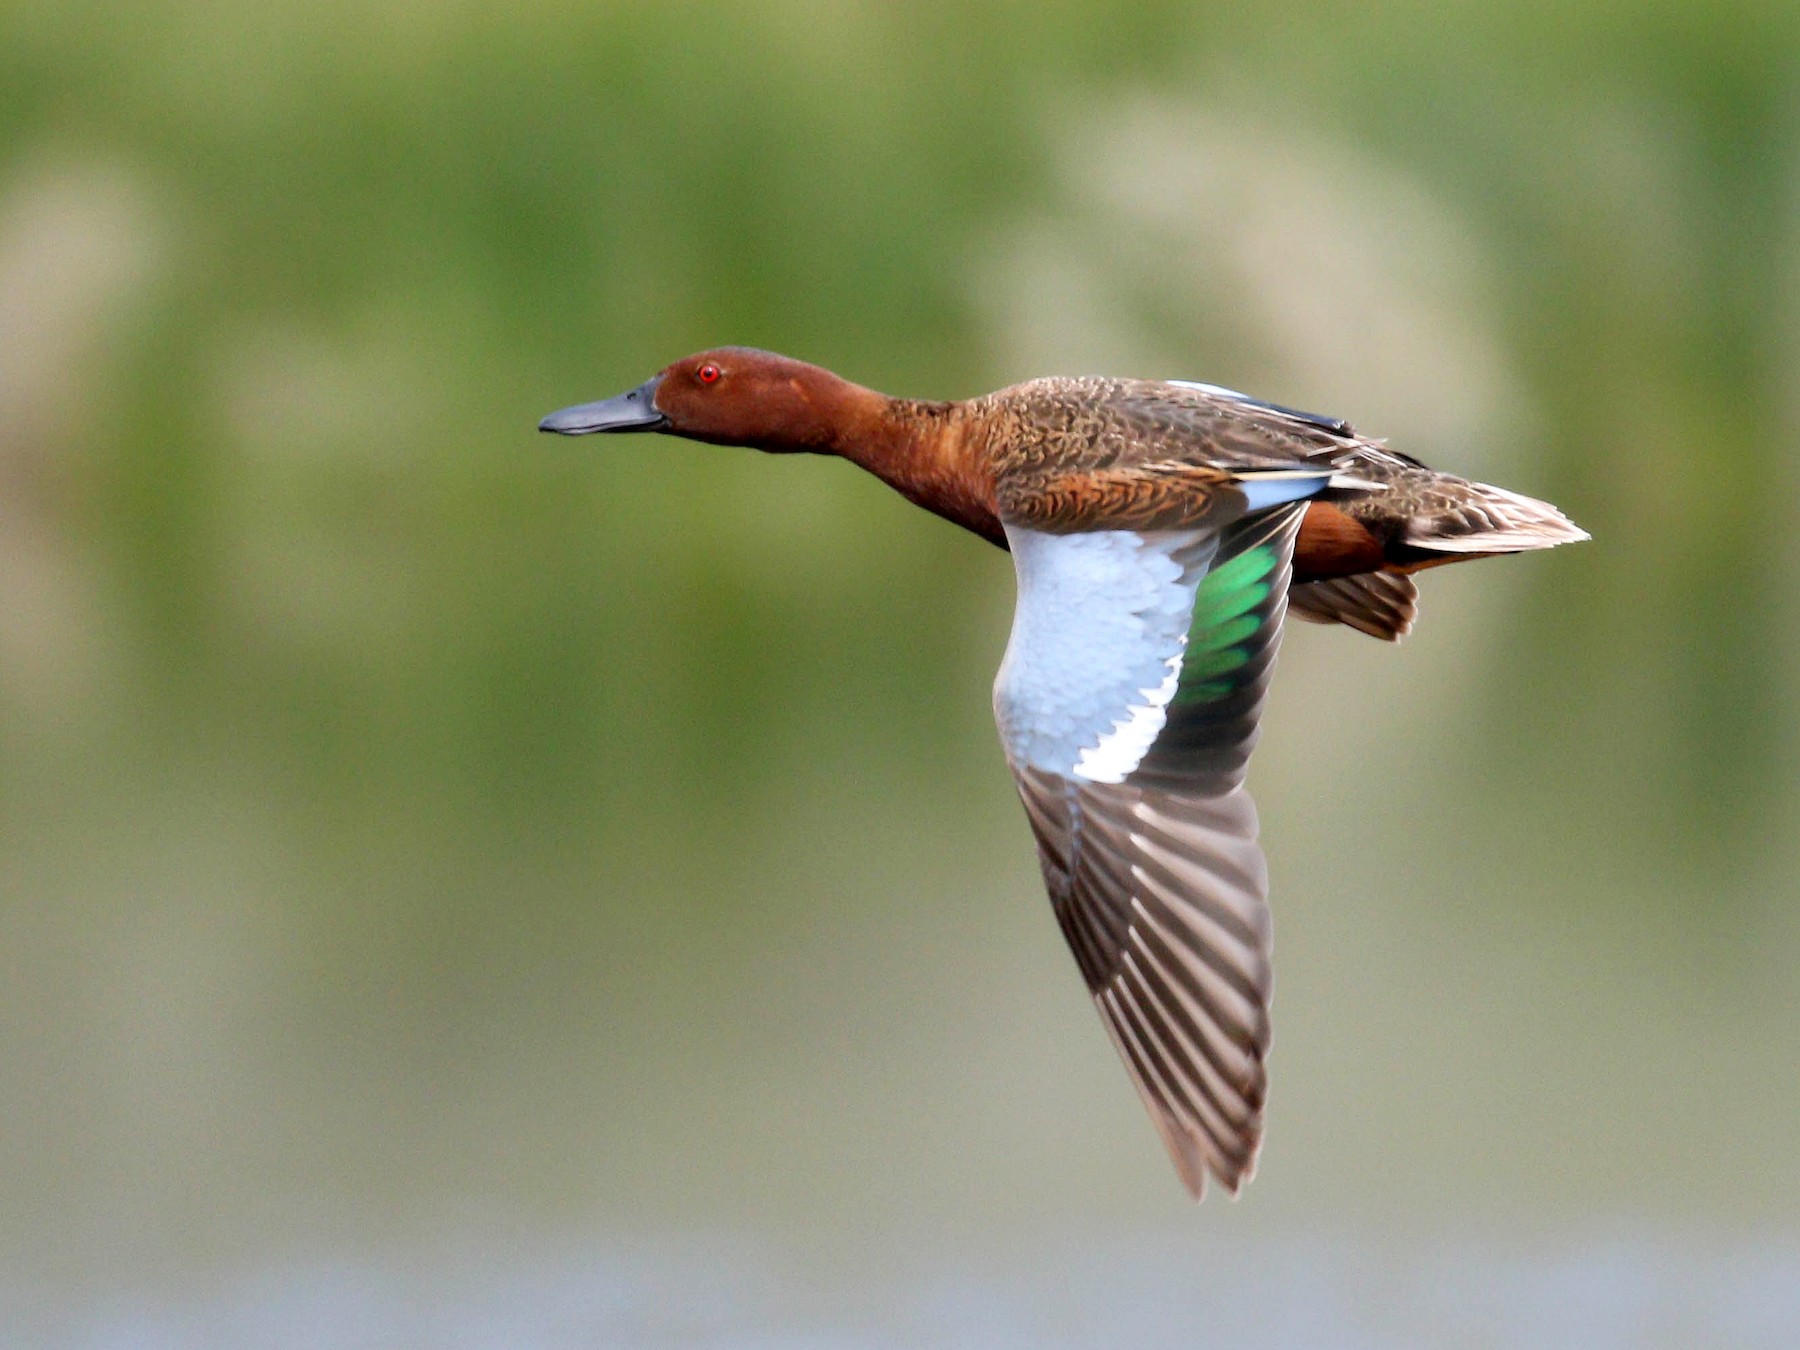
[541,347,1588,1200]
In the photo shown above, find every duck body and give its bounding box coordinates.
[540,348,1587,1199]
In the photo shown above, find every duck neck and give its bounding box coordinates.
[825,384,1003,547]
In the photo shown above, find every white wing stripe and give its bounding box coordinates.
[1073,658,1183,784]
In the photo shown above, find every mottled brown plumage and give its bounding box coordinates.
[955,375,1586,602]
[966,376,1341,532]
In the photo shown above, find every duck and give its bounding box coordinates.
[540,346,1588,1201]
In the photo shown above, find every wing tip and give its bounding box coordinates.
[1172,1138,1261,1204]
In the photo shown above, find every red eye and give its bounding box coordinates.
[697,363,721,384]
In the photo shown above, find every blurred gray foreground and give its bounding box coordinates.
[14,1231,1800,1350]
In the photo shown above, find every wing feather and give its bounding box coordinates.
[1289,572,1419,640]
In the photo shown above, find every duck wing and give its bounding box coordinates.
[1288,571,1420,641]
[992,502,1309,1199]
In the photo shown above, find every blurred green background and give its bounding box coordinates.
[2,0,1797,1343]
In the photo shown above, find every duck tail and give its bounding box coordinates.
[1402,478,1589,555]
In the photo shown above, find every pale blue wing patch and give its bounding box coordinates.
[993,502,1317,785]
[1166,379,1251,400]
[1235,470,1337,512]
[993,527,1215,783]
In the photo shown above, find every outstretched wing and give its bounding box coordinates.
[1289,571,1419,641]
[993,505,1307,1199]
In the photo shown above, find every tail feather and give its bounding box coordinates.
[1403,480,1589,554]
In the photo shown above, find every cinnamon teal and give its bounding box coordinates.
[541,348,1588,1201]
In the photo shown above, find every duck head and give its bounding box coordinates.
[539,347,873,455]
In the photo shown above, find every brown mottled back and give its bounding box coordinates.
[968,377,1361,533]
